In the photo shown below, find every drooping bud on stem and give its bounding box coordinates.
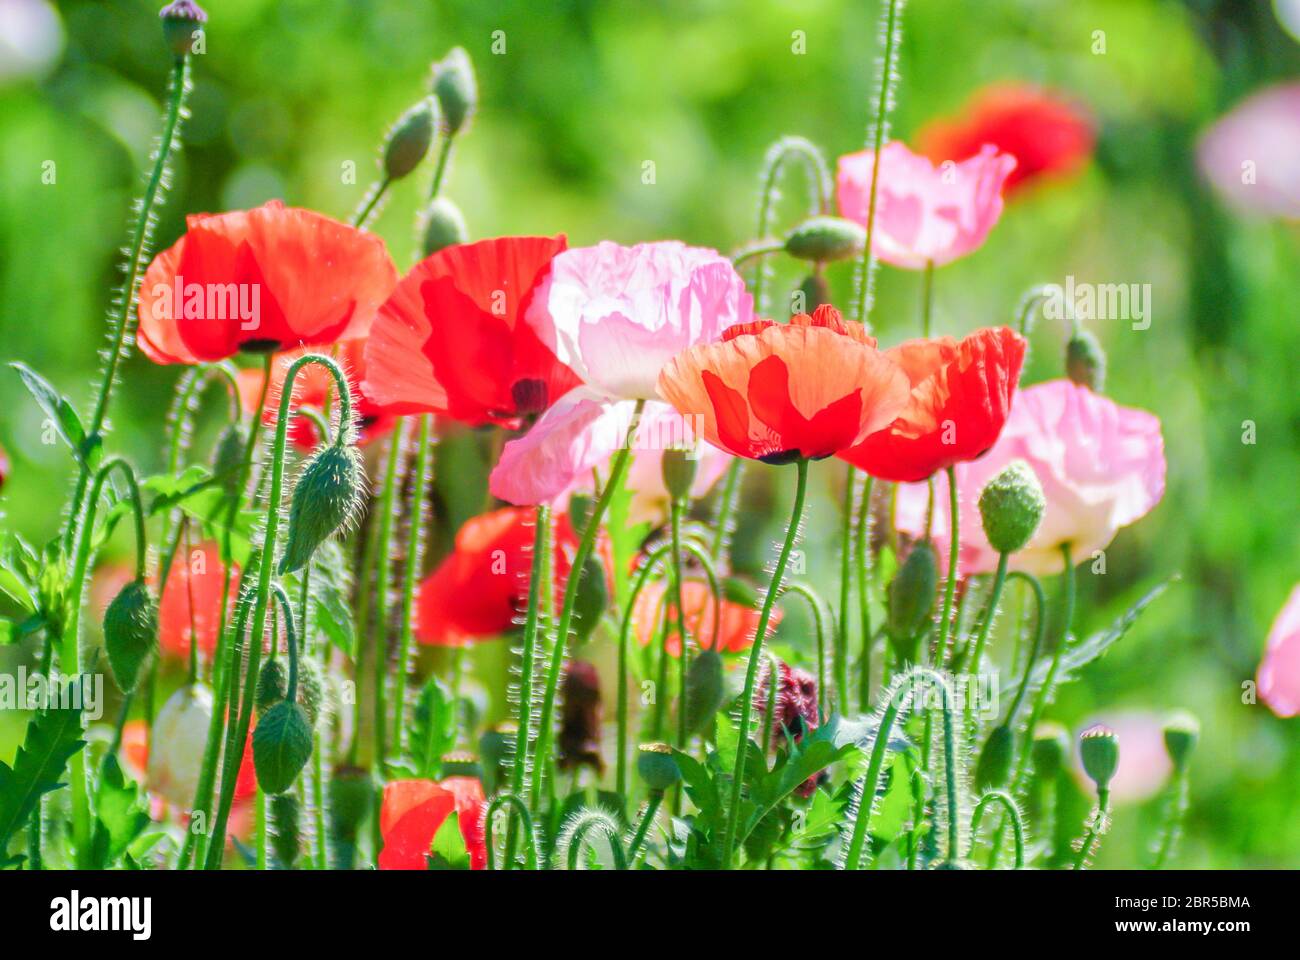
[1066,328,1107,392]
[103,579,158,693]
[886,541,938,664]
[783,216,866,263]
[279,442,363,574]
[661,448,698,503]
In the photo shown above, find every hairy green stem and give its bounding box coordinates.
[391,415,434,753]
[968,791,1024,869]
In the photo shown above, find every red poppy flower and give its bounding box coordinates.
[657,305,910,463]
[0,441,8,492]
[416,507,607,646]
[632,580,780,656]
[362,236,582,427]
[839,327,1027,483]
[378,776,487,870]
[157,541,239,660]
[137,200,398,364]
[917,84,1094,196]
[236,339,399,451]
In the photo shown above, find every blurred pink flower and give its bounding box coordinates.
[525,240,753,400]
[489,388,731,512]
[1074,711,1172,804]
[1258,584,1300,718]
[897,380,1165,576]
[836,141,1016,269]
[1198,83,1300,220]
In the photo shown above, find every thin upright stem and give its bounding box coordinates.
[370,427,406,770]
[855,475,875,711]
[920,259,935,337]
[933,466,960,668]
[391,415,434,752]
[836,466,857,713]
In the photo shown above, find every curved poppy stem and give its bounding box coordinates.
[627,790,664,864]
[561,810,628,871]
[722,457,810,869]
[781,583,830,724]
[968,790,1024,869]
[484,793,537,870]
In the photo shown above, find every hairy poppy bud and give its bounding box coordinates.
[1079,724,1120,792]
[887,541,938,663]
[160,0,206,59]
[978,459,1045,555]
[567,493,594,538]
[661,448,698,502]
[796,272,832,314]
[783,216,867,263]
[974,723,1014,791]
[270,792,300,868]
[383,98,436,181]
[256,656,324,726]
[421,197,468,256]
[103,579,158,693]
[211,423,247,496]
[570,555,608,642]
[280,442,363,574]
[723,576,758,608]
[637,742,680,792]
[683,649,725,734]
[431,47,477,135]
[1030,721,1069,780]
[1162,711,1199,772]
[252,700,313,794]
[1066,329,1106,392]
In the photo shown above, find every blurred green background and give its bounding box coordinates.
[1,0,1298,867]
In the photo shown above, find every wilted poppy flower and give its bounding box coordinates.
[157,540,239,660]
[657,305,910,463]
[754,660,823,796]
[237,339,398,450]
[839,327,1027,482]
[416,507,603,646]
[362,235,581,427]
[633,579,779,656]
[488,391,731,510]
[377,776,487,870]
[525,240,753,400]
[917,84,1094,195]
[138,200,398,364]
[1258,584,1300,718]
[557,660,604,776]
[837,141,1016,269]
[148,684,256,809]
[1198,83,1300,220]
[896,380,1165,576]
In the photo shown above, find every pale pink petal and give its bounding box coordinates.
[1198,83,1300,220]
[1259,584,1300,718]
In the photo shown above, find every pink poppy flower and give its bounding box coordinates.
[896,380,1165,576]
[525,240,753,400]
[1198,83,1300,220]
[489,388,730,510]
[836,141,1016,269]
[1258,584,1300,718]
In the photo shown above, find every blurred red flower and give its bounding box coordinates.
[378,776,487,870]
[138,200,398,363]
[917,84,1094,195]
[157,541,239,660]
[632,579,779,656]
[839,327,1026,482]
[362,236,581,427]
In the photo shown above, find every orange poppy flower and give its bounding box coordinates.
[632,579,779,656]
[157,541,238,660]
[378,776,487,870]
[137,200,398,364]
[839,327,1026,482]
[657,305,910,463]
[362,236,581,427]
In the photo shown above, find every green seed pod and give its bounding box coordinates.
[421,197,468,256]
[683,649,726,734]
[1079,724,1120,792]
[570,554,608,642]
[159,0,206,59]
[637,742,681,792]
[440,751,482,779]
[211,423,248,496]
[383,98,437,181]
[103,579,158,694]
[977,459,1046,555]
[431,47,477,135]
[279,442,363,574]
[252,700,313,795]
[795,272,832,315]
[256,657,324,726]
[783,216,867,263]
[1162,711,1199,773]
[1030,721,1070,781]
[1066,329,1107,392]
[974,724,1015,791]
[270,792,301,869]
[886,541,939,663]
[478,723,515,795]
[661,448,698,502]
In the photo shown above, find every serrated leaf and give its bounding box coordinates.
[10,362,87,463]
[426,809,470,869]
[89,753,151,868]
[0,687,87,850]
[410,677,455,777]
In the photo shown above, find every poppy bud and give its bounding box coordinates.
[256,656,324,726]
[383,98,437,181]
[270,792,300,868]
[977,459,1045,555]
[1066,329,1106,392]
[1030,721,1069,780]
[1162,711,1199,773]
[570,555,608,642]
[159,0,206,59]
[722,576,758,608]
[279,442,363,574]
[103,579,158,694]
[886,541,939,663]
[783,216,867,263]
[1079,724,1120,792]
[661,448,698,502]
[431,47,477,135]
[567,493,594,538]
[478,723,515,795]
[211,422,247,496]
[252,700,313,794]
[974,723,1014,791]
[683,649,725,733]
[148,684,214,807]
[637,742,681,792]
[440,751,481,778]
[420,197,468,256]
[796,272,832,314]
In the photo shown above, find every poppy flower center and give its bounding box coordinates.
[510,378,549,415]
